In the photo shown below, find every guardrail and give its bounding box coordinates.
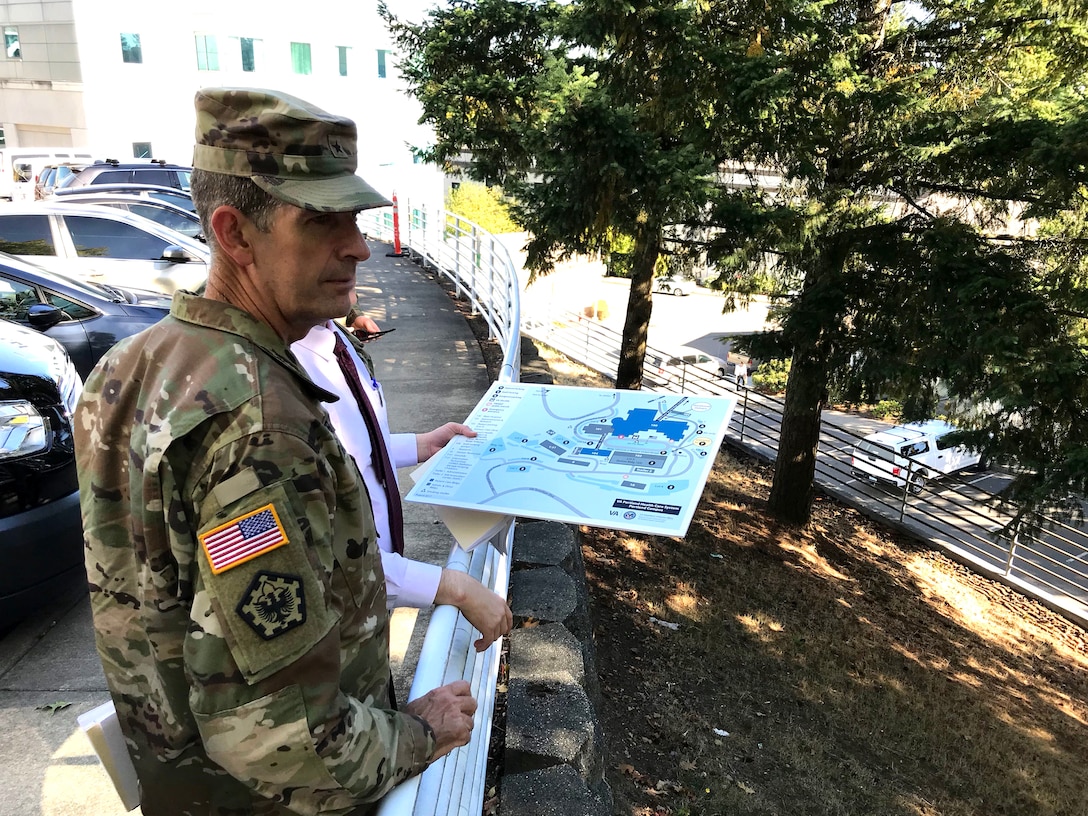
[360,204,521,816]
[523,308,1088,628]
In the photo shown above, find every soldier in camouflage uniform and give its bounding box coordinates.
[74,87,477,815]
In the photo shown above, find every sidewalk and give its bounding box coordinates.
[0,240,490,816]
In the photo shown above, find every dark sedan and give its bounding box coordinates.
[0,318,83,624]
[0,251,170,379]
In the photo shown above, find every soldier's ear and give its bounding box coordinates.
[210,206,255,269]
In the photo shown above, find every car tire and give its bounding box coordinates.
[908,472,928,495]
[673,286,685,296]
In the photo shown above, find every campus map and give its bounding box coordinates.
[406,382,736,537]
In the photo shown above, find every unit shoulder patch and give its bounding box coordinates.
[237,571,307,639]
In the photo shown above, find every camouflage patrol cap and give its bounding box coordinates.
[192,87,392,213]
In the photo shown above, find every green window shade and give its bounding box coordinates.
[195,35,219,71]
[120,33,142,64]
[291,42,311,75]
[241,37,255,72]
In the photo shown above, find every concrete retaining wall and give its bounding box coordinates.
[499,338,613,815]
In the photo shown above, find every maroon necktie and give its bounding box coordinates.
[331,330,405,555]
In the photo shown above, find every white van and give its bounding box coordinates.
[850,420,985,494]
[0,147,95,201]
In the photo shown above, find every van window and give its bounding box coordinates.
[87,170,132,185]
[0,215,57,255]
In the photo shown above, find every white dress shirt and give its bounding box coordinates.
[292,321,442,608]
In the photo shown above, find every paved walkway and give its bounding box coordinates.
[0,240,490,816]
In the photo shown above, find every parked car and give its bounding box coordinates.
[645,345,724,388]
[0,147,95,201]
[0,318,84,624]
[655,275,698,296]
[0,201,208,294]
[55,158,191,192]
[51,182,196,212]
[34,161,90,200]
[0,251,170,378]
[850,420,985,494]
[50,192,203,241]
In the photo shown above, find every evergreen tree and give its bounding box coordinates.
[384,0,734,389]
[387,0,1088,526]
[699,0,1088,523]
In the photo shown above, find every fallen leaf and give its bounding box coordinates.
[737,781,755,794]
[36,702,72,715]
[679,759,697,771]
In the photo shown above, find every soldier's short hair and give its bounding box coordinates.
[190,168,284,254]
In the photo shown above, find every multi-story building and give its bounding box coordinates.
[0,0,441,203]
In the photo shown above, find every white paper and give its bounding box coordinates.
[77,701,140,811]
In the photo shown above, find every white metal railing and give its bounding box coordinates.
[360,202,521,816]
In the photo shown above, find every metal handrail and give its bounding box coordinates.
[521,306,1088,628]
[360,203,521,816]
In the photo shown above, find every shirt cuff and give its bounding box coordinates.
[381,550,443,608]
[391,433,419,469]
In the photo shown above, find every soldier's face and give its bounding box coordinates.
[250,205,370,341]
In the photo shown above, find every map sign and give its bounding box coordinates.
[406,382,736,537]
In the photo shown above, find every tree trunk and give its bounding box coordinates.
[767,343,829,525]
[766,240,845,526]
[615,218,660,390]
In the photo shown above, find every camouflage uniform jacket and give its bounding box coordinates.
[75,292,435,816]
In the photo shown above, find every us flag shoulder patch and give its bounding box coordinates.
[200,504,289,575]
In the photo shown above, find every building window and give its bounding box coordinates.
[337,45,349,77]
[132,142,152,159]
[4,27,20,60]
[376,49,388,79]
[120,33,142,64]
[195,34,219,71]
[240,37,256,72]
[0,127,6,148]
[290,42,311,75]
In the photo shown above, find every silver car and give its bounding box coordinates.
[50,192,203,242]
[0,201,207,294]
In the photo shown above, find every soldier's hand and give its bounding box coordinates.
[406,680,477,762]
